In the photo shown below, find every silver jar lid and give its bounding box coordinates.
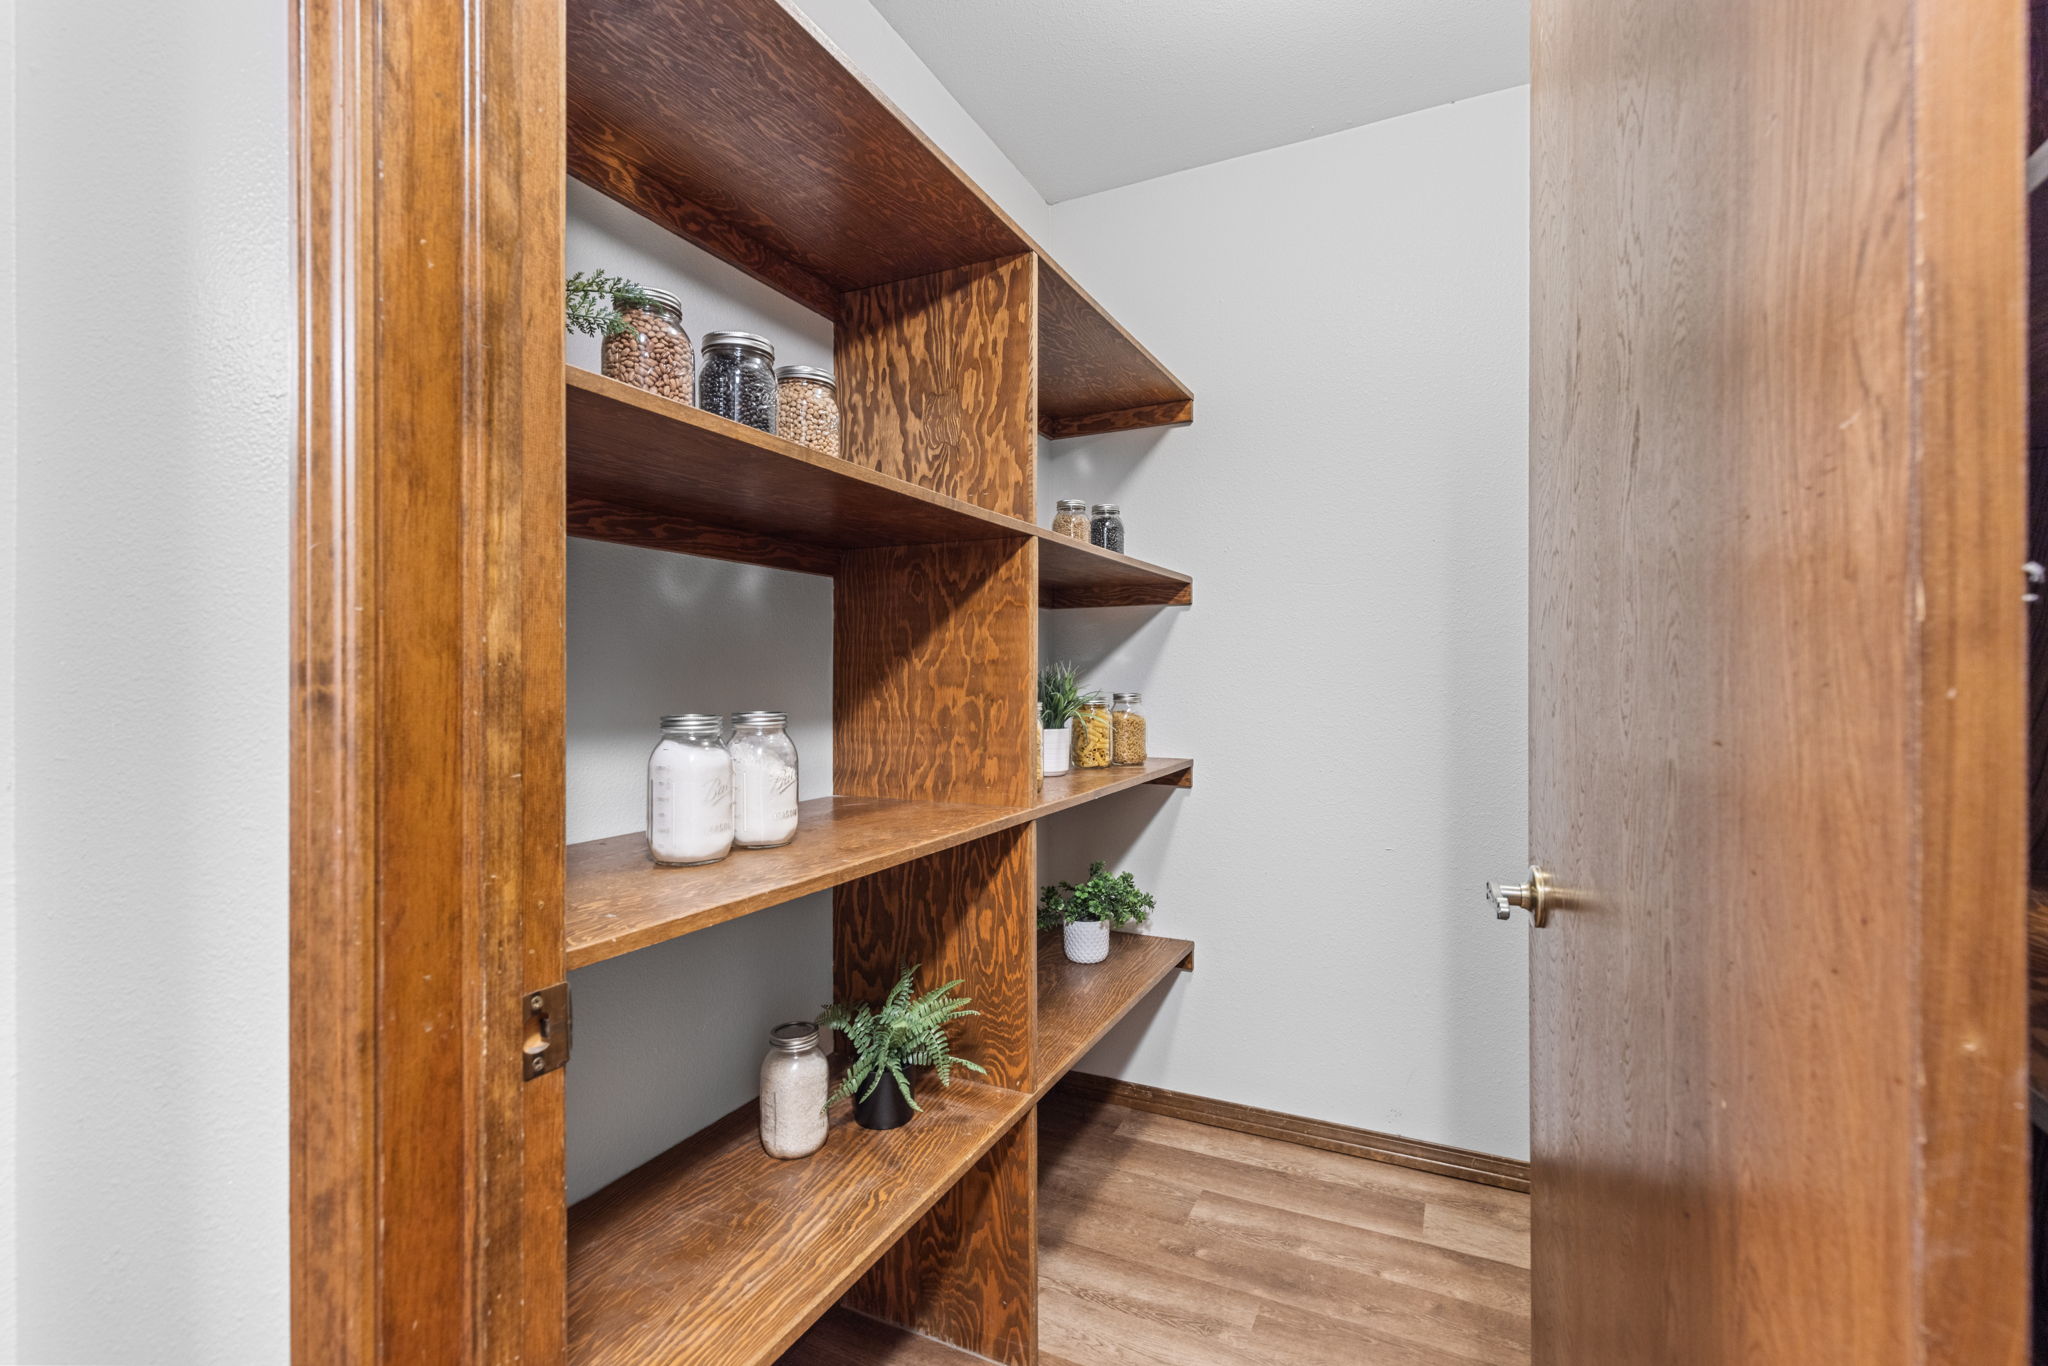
[1055,499,1088,511]
[702,330,775,357]
[730,709,788,727]
[1112,692,1142,704]
[622,286,684,319]
[775,365,835,387]
[1090,503,1121,515]
[659,712,724,733]
[768,1022,819,1052]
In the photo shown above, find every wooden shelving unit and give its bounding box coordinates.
[568,758,1192,968]
[553,1,1198,1363]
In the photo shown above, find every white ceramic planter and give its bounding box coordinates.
[1063,920,1110,964]
[1042,726,1073,778]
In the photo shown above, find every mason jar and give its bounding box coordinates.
[1089,503,1125,554]
[601,288,693,405]
[1110,692,1147,766]
[729,710,800,848]
[774,366,840,456]
[1050,499,1090,541]
[699,331,778,433]
[758,1022,829,1159]
[646,713,732,866]
[1071,698,1112,769]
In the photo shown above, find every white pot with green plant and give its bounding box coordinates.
[1040,861,1157,965]
[816,965,986,1131]
[1038,661,1099,780]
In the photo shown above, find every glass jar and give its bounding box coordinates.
[775,366,840,456]
[699,331,778,433]
[1071,698,1112,769]
[729,710,800,848]
[601,288,693,405]
[759,1022,829,1159]
[1111,693,1147,766]
[1089,503,1125,554]
[646,713,732,866]
[1050,499,1090,541]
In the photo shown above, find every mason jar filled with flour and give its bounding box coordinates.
[729,711,801,848]
[645,713,733,866]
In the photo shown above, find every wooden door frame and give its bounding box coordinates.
[291,1,566,1362]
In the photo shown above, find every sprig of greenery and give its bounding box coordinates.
[1038,660,1101,730]
[564,270,655,339]
[1039,860,1156,931]
[817,964,987,1113]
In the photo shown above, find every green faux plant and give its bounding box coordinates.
[1038,861,1156,931]
[817,965,987,1113]
[564,269,654,339]
[1038,660,1100,730]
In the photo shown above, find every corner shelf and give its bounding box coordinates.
[565,0,1191,437]
[566,367,1193,608]
[567,932,1195,1366]
[568,758,1194,970]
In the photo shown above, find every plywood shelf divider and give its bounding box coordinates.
[566,367,1193,608]
[567,759,1194,971]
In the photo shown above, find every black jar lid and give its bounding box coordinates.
[701,329,775,356]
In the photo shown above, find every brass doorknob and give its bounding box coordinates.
[1487,865,1555,928]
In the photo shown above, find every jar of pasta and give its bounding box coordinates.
[1071,698,1112,769]
[1111,693,1147,766]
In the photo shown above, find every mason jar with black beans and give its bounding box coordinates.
[699,331,778,433]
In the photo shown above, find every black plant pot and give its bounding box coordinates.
[852,1068,920,1131]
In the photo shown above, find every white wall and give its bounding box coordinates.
[1041,87,1532,1160]
[12,0,293,1360]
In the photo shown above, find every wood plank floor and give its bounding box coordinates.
[780,1089,1532,1365]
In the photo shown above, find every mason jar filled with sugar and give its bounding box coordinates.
[729,710,801,848]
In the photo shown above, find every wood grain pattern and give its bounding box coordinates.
[1911,4,2030,1359]
[1530,0,2025,1357]
[1028,1093,1530,1366]
[293,0,564,1361]
[839,257,1038,518]
[847,1115,1038,1365]
[1034,932,1195,1097]
[1041,399,1195,443]
[835,540,1038,808]
[566,761,1193,969]
[1056,1073,1528,1195]
[568,366,1193,606]
[564,0,1191,433]
[567,1079,1032,1366]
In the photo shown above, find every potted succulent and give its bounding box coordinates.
[1038,661,1100,779]
[817,965,986,1130]
[1039,861,1157,964]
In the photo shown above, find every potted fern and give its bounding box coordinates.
[1038,661,1099,779]
[1039,861,1156,964]
[818,965,987,1130]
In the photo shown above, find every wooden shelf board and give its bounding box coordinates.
[565,0,1191,435]
[1034,930,1196,1097]
[568,759,1193,970]
[568,1077,1032,1366]
[566,368,1193,607]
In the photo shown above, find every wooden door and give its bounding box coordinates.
[1529,1,2029,1362]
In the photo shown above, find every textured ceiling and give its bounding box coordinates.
[869,0,1530,203]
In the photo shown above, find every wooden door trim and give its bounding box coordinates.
[291,0,566,1361]
[1911,2,2029,1358]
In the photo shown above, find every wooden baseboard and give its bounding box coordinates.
[1056,1072,1531,1194]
